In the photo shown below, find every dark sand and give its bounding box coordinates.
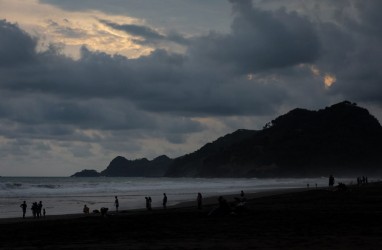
[1,183,382,249]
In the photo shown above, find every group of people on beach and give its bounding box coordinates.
[83,190,247,218]
[357,176,368,185]
[81,192,206,216]
[208,190,247,216]
[20,200,45,219]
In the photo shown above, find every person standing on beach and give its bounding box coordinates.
[163,193,167,209]
[197,193,202,210]
[145,197,149,210]
[114,196,119,212]
[148,197,152,210]
[31,202,37,218]
[83,205,90,214]
[37,201,43,218]
[20,201,27,219]
[240,190,246,202]
[329,175,335,187]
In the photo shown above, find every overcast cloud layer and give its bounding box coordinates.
[0,0,382,176]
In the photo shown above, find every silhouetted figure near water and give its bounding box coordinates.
[337,182,348,192]
[43,208,46,217]
[114,196,119,212]
[145,197,152,211]
[329,175,335,187]
[37,201,43,218]
[197,193,202,210]
[235,190,246,203]
[148,197,152,210]
[145,197,149,210]
[357,176,369,185]
[163,193,167,209]
[20,201,27,219]
[83,205,90,214]
[31,202,38,218]
[100,207,108,217]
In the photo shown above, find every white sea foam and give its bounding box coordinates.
[0,177,355,218]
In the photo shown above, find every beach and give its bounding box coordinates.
[1,182,382,249]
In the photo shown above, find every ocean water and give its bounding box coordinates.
[0,177,356,219]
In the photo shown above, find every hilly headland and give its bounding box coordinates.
[72,101,382,178]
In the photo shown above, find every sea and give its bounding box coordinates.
[0,177,358,219]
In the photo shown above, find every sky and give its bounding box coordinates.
[0,0,382,176]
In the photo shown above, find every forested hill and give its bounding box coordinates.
[165,101,382,177]
[72,101,382,178]
[71,155,172,177]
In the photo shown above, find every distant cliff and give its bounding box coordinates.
[71,169,100,177]
[71,155,172,177]
[165,101,382,177]
[101,155,172,177]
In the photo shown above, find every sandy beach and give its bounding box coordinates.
[1,183,382,249]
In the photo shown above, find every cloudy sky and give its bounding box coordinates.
[1,0,381,176]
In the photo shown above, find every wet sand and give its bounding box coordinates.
[1,183,382,249]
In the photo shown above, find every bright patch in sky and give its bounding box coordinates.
[324,74,336,89]
[0,0,157,58]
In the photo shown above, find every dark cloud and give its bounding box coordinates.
[100,19,165,40]
[99,19,188,46]
[0,20,37,67]
[191,0,321,74]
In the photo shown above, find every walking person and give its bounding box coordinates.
[20,201,27,219]
[163,193,167,209]
[114,196,119,213]
[197,192,202,210]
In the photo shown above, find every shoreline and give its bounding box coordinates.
[0,186,306,224]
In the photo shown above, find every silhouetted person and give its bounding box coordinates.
[43,208,46,217]
[163,193,167,209]
[114,196,119,212]
[20,201,27,219]
[83,205,90,214]
[148,197,152,210]
[197,193,202,210]
[37,201,43,218]
[239,190,247,202]
[31,202,38,218]
[145,197,149,210]
[100,207,108,217]
[329,175,335,187]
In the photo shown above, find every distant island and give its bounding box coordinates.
[72,101,382,178]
